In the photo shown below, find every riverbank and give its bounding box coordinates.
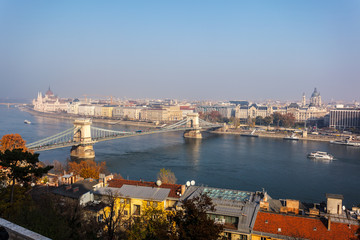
[20,106,158,129]
[212,129,343,142]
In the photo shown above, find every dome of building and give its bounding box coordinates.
[311,88,320,98]
[45,86,54,96]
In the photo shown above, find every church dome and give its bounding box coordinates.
[311,88,320,98]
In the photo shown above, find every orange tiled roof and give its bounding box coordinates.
[253,211,359,240]
[108,179,182,199]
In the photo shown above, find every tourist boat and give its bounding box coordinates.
[330,139,360,147]
[307,151,334,160]
[24,120,31,124]
[241,130,259,137]
[283,133,299,141]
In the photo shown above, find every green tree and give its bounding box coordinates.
[272,112,283,127]
[263,116,273,126]
[255,116,264,125]
[172,193,223,240]
[157,168,177,184]
[0,149,53,203]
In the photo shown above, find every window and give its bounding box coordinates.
[261,237,267,240]
[147,201,151,206]
[239,235,247,240]
[124,210,128,216]
[153,202,158,207]
[120,198,124,203]
[97,214,104,222]
[134,205,141,215]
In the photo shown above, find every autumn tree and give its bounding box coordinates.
[247,116,255,128]
[68,159,106,179]
[172,193,223,240]
[0,149,53,203]
[97,190,129,240]
[0,134,29,153]
[51,160,66,175]
[128,203,174,240]
[282,113,296,128]
[157,168,177,184]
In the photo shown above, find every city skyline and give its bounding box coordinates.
[1,1,359,101]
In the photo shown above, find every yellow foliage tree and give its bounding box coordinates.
[0,134,30,153]
[68,160,106,179]
[157,168,177,184]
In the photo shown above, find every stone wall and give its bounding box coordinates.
[0,218,51,240]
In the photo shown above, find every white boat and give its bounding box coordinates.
[307,151,334,160]
[330,139,360,147]
[24,120,31,124]
[283,133,299,141]
[241,129,259,137]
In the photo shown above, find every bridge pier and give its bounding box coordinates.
[70,119,95,160]
[184,113,202,139]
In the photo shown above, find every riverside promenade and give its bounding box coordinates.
[20,106,157,128]
[213,128,348,142]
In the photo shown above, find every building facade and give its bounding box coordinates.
[32,87,69,112]
[329,108,360,129]
[78,105,96,116]
[196,106,234,119]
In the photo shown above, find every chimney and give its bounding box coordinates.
[181,185,186,195]
[263,192,268,202]
[328,217,331,231]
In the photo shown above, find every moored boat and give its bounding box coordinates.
[24,120,31,124]
[330,139,360,147]
[307,151,334,160]
[283,133,299,141]
[241,130,259,137]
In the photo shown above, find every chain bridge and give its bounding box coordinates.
[26,113,222,159]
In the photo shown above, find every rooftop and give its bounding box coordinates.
[95,185,171,202]
[179,186,261,233]
[52,180,99,199]
[326,193,344,200]
[253,211,359,240]
[108,179,182,199]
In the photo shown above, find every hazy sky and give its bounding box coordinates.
[1,1,359,102]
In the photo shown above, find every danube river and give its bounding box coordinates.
[1,106,360,207]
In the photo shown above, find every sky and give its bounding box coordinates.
[0,0,359,102]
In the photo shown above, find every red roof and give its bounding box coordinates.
[253,211,359,240]
[180,106,195,110]
[108,179,182,199]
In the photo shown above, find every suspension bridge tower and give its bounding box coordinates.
[184,113,202,139]
[70,119,95,160]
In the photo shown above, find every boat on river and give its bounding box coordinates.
[307,151,334,160]
[241,129,259,137]
[24,120,31,124]
[283,133,299,141]
[330,138,360,147]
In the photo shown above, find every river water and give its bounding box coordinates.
[1,106,359,207]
